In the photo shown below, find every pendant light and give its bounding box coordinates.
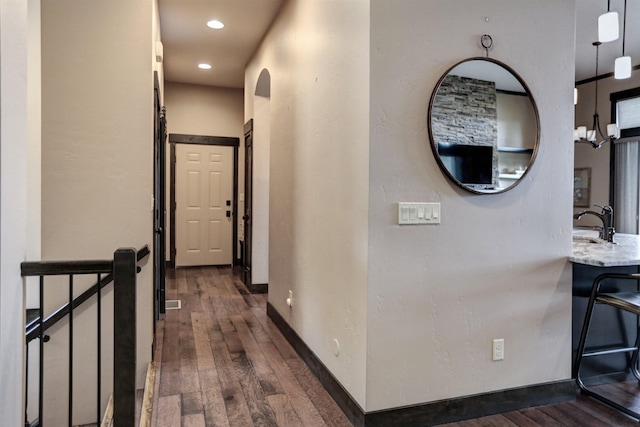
[574,42,620,149]
[614,0,631,79]
[598,0,619,43]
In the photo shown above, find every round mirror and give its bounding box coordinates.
[428,57,540,194]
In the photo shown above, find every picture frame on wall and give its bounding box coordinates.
[574,167,591,207]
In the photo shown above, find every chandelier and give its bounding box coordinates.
[574,42,620,149]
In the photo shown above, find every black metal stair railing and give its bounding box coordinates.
[22,245,149,427]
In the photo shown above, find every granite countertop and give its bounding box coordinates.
[571,231,640,267]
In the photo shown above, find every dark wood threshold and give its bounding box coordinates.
[248,283,268,294]
[267,302,576,427]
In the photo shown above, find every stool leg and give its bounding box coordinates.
[575,299,597,390]
[632,323,640,382]
[574,278,602,381]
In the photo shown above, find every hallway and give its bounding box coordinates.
[149,266,640,426]
[151,266,351,426]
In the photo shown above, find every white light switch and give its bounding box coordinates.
[398,202,441,225]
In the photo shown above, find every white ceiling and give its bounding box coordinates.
[157,0,639,88]
[157,0,284,88]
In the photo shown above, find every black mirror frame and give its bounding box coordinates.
[427,57,540,194]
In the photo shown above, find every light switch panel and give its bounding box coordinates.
[398,202,441,225]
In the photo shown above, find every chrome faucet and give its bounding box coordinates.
[574,205,615,242]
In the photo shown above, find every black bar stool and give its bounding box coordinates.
[574,272,640,419]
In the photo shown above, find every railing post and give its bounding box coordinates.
[113,248,137,426]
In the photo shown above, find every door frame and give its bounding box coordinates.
[242,119,253,289]
[153,72,166,320]
[169,133,240,268]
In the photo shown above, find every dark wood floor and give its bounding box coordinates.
[151,266,640,426]
[151,266,351,427]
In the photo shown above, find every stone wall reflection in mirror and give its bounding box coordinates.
[428,58,539,194]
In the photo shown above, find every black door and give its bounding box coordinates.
[243,120,253,287]
[153,72,167,318]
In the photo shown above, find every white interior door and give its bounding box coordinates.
[176,144,233,266]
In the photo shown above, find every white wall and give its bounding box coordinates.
[574,71,640,228]
[368,0,575,411]
[247,0,575,414]
[163,82,244,261]
[41,1,154,424]
[164,82,244,137]
[0,0,29,425]
[245,0,371,408]
[25,1,42,421]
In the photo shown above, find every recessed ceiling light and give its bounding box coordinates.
[206,19,224,29]
[198,63,212,70]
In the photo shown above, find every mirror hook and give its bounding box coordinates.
[480,34,493,57]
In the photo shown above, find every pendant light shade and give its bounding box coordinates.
[598,10,619,42]
[614,0,632,80]
[615,56,632,79]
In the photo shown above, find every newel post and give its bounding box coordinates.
[113,248,137,426]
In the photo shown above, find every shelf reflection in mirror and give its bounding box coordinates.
[428,57,540,194]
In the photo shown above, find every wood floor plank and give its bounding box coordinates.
[285,357,351,427]
[177,268,189,296]
[500,407,564,427]
[181,392,203,416]
[249,306,299,361]
[211,340,255,426]
[552,400,622,427]
[240,307,272,344]
[203,309,224,344]
[190,312,215,368]
[158,360,181,397]
[201,388,231,427]
[539,404,591,426]
[182,413,206,427]
[165,269,179,301]
[569,394,639,425]
[190,311,230,427]
[444,416,519,427]
[261,342,331,427]
[185,270,204,313]
[160,310,180,362]
[196,276,216,312]
[221,276,246,314]
[230,313,284,396]
[231,350,279,427]
[501,409,544,427]
[155,395,181,427]
[179,309,201,394]
[266,394,304,427]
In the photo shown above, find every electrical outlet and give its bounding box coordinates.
[492,338,504,361]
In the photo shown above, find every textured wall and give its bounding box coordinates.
[368,0,575,411]
[245,0,370,407]
[246,0,576,414]
[41,1,154,424]
[0,1,29,425]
